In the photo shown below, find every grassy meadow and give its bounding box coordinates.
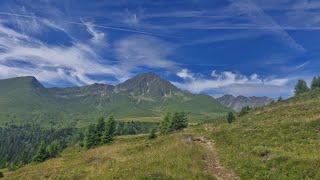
[3,134,215,180]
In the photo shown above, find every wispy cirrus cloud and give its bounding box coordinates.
[137,0,312,51]
[0,11,179,85]
[114,35,178,77]
[81,19,107,46]
[0,14,123,85]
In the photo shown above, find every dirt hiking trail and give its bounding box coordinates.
[193,136,238,180]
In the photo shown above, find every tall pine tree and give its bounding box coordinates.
[46,140,61,158]
[84,124,98,149]
[311,76,320,90]
[227,112,236,124]
[294,79,309,96]
[102,116,116,144]
[32,142,48,163]
[172,112,188,130]
[96,117,106,145]
[159,112,173,135]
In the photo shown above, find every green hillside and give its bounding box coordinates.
[189,89,320,179]
[0,73,231,127]
[0,77,67,126]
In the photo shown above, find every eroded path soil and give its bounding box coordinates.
[193,136,238,180]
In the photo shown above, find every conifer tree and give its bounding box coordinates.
[46,140,61,158]
[84,124,98,149]
[172,112,188,130]
[96,117,106,144]
[32,142,48,163]
[227,112,236,124]
[294,79,309,95]
[311,76,320,90]
[102,115,116,144]
[159,112,173,134]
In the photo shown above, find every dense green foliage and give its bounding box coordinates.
[32,140,62,163]
[115,121,157,135]
[46,140,62,158]
[101,116,116,144]
[159,112,173,135]
[84,116,117,149]
[159,112,188,134]
[311,76,320,90]
[227,112,235,123]
[84,124,99,149]
[0,124,82,170]
[32,142,48,163]
[84,116,158,149]
[171,112,188,130]
[294,79,309,95]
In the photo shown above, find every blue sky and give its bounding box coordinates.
[0,0,319,98]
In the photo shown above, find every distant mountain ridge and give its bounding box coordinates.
[0,73,231,126]
[217,94,273,111]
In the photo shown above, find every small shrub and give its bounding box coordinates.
[0,171,4,178]
[148,128,157,139]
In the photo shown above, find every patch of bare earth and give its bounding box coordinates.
[193,136,238,180]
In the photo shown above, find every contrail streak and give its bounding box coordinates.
[0,12,182,38]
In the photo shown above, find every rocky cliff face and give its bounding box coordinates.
[217,94,273,111]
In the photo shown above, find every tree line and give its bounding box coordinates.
[32,140,62,163]
[294,76,320,96]
[0,120,158,171]
[159,112,188,135]
[225,75,320,125]
[84,116,116,149]
[83,112,189,148]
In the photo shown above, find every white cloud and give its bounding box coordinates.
[173,69,291,98]
[211,70,218,77]
[0,13,180,85]
[177,69,194,79]
[0,19,123,85]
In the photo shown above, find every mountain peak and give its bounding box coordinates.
[0,76,48,97]
[217,94,273,112]
[116,72,180,96]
